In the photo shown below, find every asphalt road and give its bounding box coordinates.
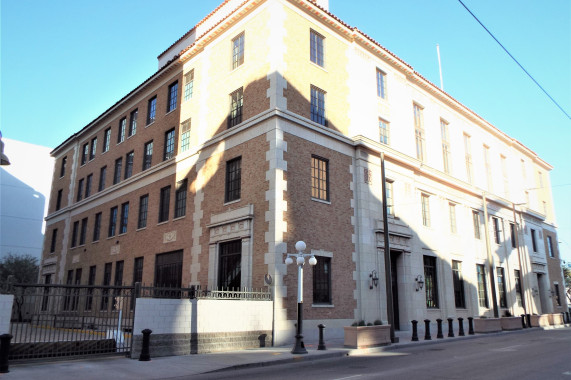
[190,328,571,380]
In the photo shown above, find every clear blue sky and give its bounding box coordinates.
[2,0,570,260]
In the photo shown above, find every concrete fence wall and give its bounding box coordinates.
[0,294,14,334]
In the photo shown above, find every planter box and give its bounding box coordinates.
[344,325,391,348]
[530,314,550,327]
[500,316,522,331]
[473,318,502,333]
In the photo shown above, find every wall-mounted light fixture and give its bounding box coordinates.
[369,270,379,289]
[415,274,424,291]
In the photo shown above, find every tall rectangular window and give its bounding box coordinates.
[310,86,326,126]
[311,155,329,201]
[93,212,102,242]
[184,70,194,101]
[379,118,389,145]
[163,128,175,160]
[464,134,473,183]
[547,236,554,257]
[154,251,183,290]
[50,229,58,253]
[228,88,243,128]
[510,223,516,248]
[483,145,492,191]
[81,143,89,165]
[71,221,79,248]
[232,32,245,69]
[449,203,457,233]
[514,269,523,307]
[175,179,188,218]
[310,29,324,67]
[138,194,149,229]
[452,260,465,308]
[133,257,144,284]
[60,156,67,177]
[114,260,124,286]
[103,128,111,152]
[386,180,394,216]
[167,81,178,113]
[180,119,191,152]
[497,267,507,308]
[143,141,153,170]
[413,104,425,162]
[80,217,88,245]
[98,166,107,191]
[376,68,387,99]
[108,206,118,237]
[476,264,488,308]
[56,189,63,210]
[313,256,331,304]
[120,202,129,234]
[128,109,138,137]
[493,217,501,244]
[147,96,157,125]
[85,174,93,198]
[473,211,481,239]
[117,117,126,143]
[90,137,97,160]
[159,186,171,223]
[424,255,438,308]
[125,151,134,179]
[101,262,112,310]
[554,283,561,306]
[421,193,430,227]
[113,158,122,184]
[76,178,84,202]
[441,119,451,173]
[531,229,538,252]
[85,266,96,310]
[225,157,242,203]
[218,241,241,289]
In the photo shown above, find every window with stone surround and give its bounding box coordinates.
[424,255,438,308]
[313,256,331,304]
[311,155,329,201]
[218,240,242,289]
[225,157,241,203]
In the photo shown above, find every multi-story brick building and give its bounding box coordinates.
[40,0,566,343]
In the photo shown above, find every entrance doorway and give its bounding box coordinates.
[390,250,401,330]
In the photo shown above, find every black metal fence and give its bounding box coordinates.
[136,283,272,301]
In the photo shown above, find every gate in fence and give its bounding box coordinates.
[1,283,135,361]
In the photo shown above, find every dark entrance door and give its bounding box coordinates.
[390,250,401,330]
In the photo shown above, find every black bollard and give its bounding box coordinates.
[317,324,326,351]
[458,317,465,336]
[139,329,152,361]
[566,312,570,324]
[436,319,443,339]
[0,334,13,373]
[526,314,531,328]
[521,314,526,328]
[411,320,419,341]
[424,319,432,340]
[468,317,475,335]
[447,318,454,338]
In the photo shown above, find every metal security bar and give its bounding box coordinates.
[137,283,272,301]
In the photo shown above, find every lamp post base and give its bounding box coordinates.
[291,302,307,354]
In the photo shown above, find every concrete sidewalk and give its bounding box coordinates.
[2,327,562,380]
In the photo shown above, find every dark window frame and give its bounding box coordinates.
[60,156,67,177]
[167,81,178,113]
[71,220,79,248]
[147,96,157,125]
[90,137,97,160]
[376,68,387,99]
[228,87,244,128]
[79,217,88,245]
[232,32,245,69]
[50,228,58,253]
[108,206,118,237]
[93,212,102,242]
[143,141,153,170]
[117,117,126,144]
[476,264,489,308]
[120,202,129,234]
[310,29,324,67]
[497,267,507,308]
[225,157,242,203]
[163,128,175,161]
[452,260,465,308]
[310,85,326,126]
[175,179,188,218]
[218,241,242,289]
[99,166,107,191]
[313,256,331,304]
[531,229,538,252]
[113,158,122,184]
[128,109,138,137]
[81,143,89,165]
[138,194,149,229]
[125,151,134,179]
[103,128,111,152]
[159,186,171,223]
[311,155,329,201]
[423,255,439,308]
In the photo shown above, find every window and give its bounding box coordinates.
[483,145,492,191]
[554,284,561,306]
[225,157,242,203]
[473,211,481,239]
[76,178,84,202]
[98,166,107,191]
[103,128,111,152]
[138,194,149,229]
[85,266,96,310]
[376,68,387,99]
[464,134,473,183]
[180,119,191,152]
[50,229,58,253]
[85,174,92,198]
[379,118,389,145]
[440,119,451,174]
[129,109,138,137]
[93,212,102,242]
[120,202,129,234]
[163,128,175,160]
[311,155,329,201]
[449,203,457,233]
[80,217,88,245]
[117,117,126,143]
[71,220,79,247]
[60,156,67,177]
[56,189,63,211]
[531,229,538,252]
[413,104,425,161]
[81,143,89,165]
[147,96,157,124]
[476,264,488,308]
[184,70,194,101]
[143,141,153,170]
[114,260,124,286]
[232,32,245,69]
[547,236,554,257]
[228,88,243,128]
[421,193,430,227]
[167,81,178,113]
[108,206,118,237]
[125,151,134,179]
[133,257,144,284]
[313,256,331,304]
[175,179,187,218]
[497,267,507,308]
[424,255,438,308]
[154,251,183,289]
[90,137,97,160]
[514,269,523,307]
[492,217,501,244]
[101,262,112,310]
[452,260,465,308]
[159,186,171,223]
[386,180,394,216]
[113,158,122,184]
[310,86,326,126]
[218,241,241,289]
[510,223,516,248]
[310,29,324,67]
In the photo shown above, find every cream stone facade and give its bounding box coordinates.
[41,0,565,344]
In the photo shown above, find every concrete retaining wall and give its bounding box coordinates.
[0,294,13,334]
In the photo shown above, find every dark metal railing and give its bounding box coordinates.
[136,283,272,301]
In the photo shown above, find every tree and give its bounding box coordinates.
[563,265,571,304]
[0,253,39,283]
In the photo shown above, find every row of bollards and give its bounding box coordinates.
[411,317,474,342]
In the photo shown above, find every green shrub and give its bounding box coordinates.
[358,320,366,326]
[373,319,383,325]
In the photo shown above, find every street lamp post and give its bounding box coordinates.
[285,240,317,354]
